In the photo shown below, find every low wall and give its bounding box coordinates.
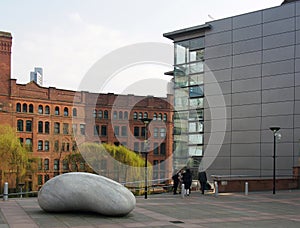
[212,167,300,193]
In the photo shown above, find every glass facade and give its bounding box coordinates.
[173,36,204,170]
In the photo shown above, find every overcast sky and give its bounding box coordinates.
[0,0,283,96]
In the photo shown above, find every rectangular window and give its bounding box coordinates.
[45,122,50,134]
[154,128,158,138]
[101,125,107,136]
[121,126,127,136]
[25,138,32,151]
[45,141,49,151]
[66,143,70,151]
[26,120,32,132]
[72,124,77,135]
[38,158,42,170]
[80,124,85,135]
[44,159,49,170]
[153,143,159,155]
[160,143,166,155]
[188,145,203,156]
[114,126,119,136]
[94,125,99,136]
[134,127,139,137]
[54,122,60,134]
[44,175,50,182]
[189,85,204,98]
[188,134,203,144]
[189,98,203,109]
[62,142,65,152]
[189,121,203,133]
[38,140,43,151]
[38,175,43,185]
[63,123,69,135]
[63,160,69,171]
[160,128,166,138]
[54,140,59,152]
[141,127,146,137]
[54,159,59,171]
[134,142,139,152]
[190,74,203,86]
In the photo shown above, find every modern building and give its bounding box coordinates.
[0,31,173,191]
[164,0,300,179]
[30,67,43,86]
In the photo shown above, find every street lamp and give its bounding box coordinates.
[141,118,152,199]
[269,126,280,194]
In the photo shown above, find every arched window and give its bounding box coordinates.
[26,120,32,132]
[38,140,43,151]
[153,113,157,120]
[93,109,97,118]
[16,103,21,112]
[55,106,60,115]
[38,105,43,114]
[45,122,50,134]
[119,111,123,119]
[104,110,108,119]
[144,112,148,119]
[124,111,128,120]
[17,120,23,131]
[163,113,167,122]
[29,104,34,113]
[113,111,117,119]
[22,103,27,112]
[38,121,43,133]
[64,107,69,116]
[158,113,162,120]
[133,112,138,120]
[138,112,143,119]
[72,108,77,117]
[98,110,103,119]
[45,105,50,115]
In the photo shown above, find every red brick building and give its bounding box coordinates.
[0,31,173,191]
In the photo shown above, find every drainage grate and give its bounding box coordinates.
[169,220,184,224]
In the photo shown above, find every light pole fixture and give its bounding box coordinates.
[141,118,152,199]
[269,126,280,195]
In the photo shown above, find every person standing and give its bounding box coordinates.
[198,171,207,194]
[182,169,192,196]
[172,170,179,194]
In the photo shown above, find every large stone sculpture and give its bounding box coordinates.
[38,172,136,216]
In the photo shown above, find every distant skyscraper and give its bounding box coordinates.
[30,67,43,86]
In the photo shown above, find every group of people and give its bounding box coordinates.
[172,168,208,195]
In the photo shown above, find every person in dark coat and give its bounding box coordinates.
[172,170,179,194]
[198,171,207,194]
[182,169,192,196]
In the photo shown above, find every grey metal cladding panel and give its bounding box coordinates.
[232,104,261,118]
[297,2,300,16]
[295,128,300,141]
[296,72,300,86]
[204,81,231,95]
[296,59,300,72]
[261,143,294,157]
[297,30,300,44]
[204,131,231,145]
[262,101,294,116]
[262,59,294,76]
[295,101,300,114]
[204,144,231,157]
[263,18,295,36]
[232,78,261,93]
[230,157,260,170]
[296,16,300,30]
[205,31,232,47]
[262,87,294,103]
[233,51,262,68]
[233,24,262,42]
[263,32,295,50]
[232,117,261,131]
[205,56,232,71]
[231,131,261,144]
[295,115,300,128]
[296,45,300,58]
[204,106,231,120]
[261,115,294,130]
[208,157,231,171]
[262,74,294,90]
[262,46,295,63]
[204,119,231,132]
[232,64,261,80]
[231,91,261,106]
[233,11,262,29]
[204,69,231,83]
[205,44,232,59]
[204,94,231,108]
[231,143,260,157]
[206,18,232,35]
[263,3,295,23]
[233,38,262,55]
[295,86,300,100]
[231,169,261,176]
[261,129,293,143]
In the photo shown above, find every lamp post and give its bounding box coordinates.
[269,126,280,195]
[141,118,152,199]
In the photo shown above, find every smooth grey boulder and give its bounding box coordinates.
[38,172,136,216]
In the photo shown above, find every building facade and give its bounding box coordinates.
[164,0,300,178]
[0,31,173,191]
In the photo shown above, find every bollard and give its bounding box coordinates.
[181,184,185,199]
[3,182,8,201]
[245,182,248,196]
[214,181,218,197]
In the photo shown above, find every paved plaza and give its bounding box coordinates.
[1,190,300,227]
